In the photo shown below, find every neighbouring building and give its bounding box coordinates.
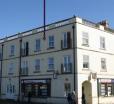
[0,16,114,104]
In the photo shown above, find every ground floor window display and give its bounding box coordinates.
[98,78,114,96]
[21,79,51,97]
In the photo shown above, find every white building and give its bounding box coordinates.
[0,16,114,104]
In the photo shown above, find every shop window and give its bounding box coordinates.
[40,85,48,96]
[24,85,32,96]
[21,79,51,97]
[32,84,39,96]
[100,83,114,96]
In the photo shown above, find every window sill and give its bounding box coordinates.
[47,47,55,50]
[8,73,14,75]
[99,48,106,50]
[34,50,41,52]
[82,44,89,47]
[21,55,29,57]
[9,54,15,57]
[100,69,107,72]
[47,69,54,72]
[82,68,89,71]
[61,72,72,74]
[20,74,28,76]
[33,70,40,73]
[61,47,71,50]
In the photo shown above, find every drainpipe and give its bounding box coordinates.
[0,44,4,98]
[72,23,76,91]
[18,39,22,102]
[72,16,78,103]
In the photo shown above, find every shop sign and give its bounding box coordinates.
[99,79,111,83]
[21,79,47,84]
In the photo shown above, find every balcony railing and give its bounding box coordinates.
[61,63,72,74]
[20,67,28,75]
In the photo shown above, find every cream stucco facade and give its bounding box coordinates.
[0,17,114,104]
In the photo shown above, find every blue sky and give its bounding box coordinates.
[0,0,114,38]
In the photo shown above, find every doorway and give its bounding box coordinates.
[82,81,92,104]
[6,84,15,99]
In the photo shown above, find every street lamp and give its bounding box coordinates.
[43,0,46,40]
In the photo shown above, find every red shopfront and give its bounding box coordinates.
[21,79,51,97]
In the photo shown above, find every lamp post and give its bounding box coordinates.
[43,0,46,40]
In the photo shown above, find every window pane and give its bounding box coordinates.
[35,59,40,71]
[63,32,67,48]
[83,55,89,69]
[48,58,54,70]
[101,58,106,70]
[10,45,15,56]
[36,39,40,51]
[63,56,72,72]
[49,36,54,48]
[100,37,105,49]
[82,32,89,45]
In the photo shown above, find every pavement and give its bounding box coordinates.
[0,100,47,104]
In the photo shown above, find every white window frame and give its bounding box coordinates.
[21,61,28,75]
[101,58,106,70]
[10,45,15,56]
[35,59,40,71]
[100,37,105,49]
[63,32,67,48]
[48,57,54,70]
[82,32,89,46]
[35,39,41,51]
[48,36,54,48]
[8,63,14,74]
[7,84,15,94]
[83,55,89,69]
[63,55,71,72]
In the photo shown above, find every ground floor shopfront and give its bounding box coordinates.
[1,75,74,104]
[1,75,114,104]
[78,73,114,104]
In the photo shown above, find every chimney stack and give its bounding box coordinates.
[98,20,109,28]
